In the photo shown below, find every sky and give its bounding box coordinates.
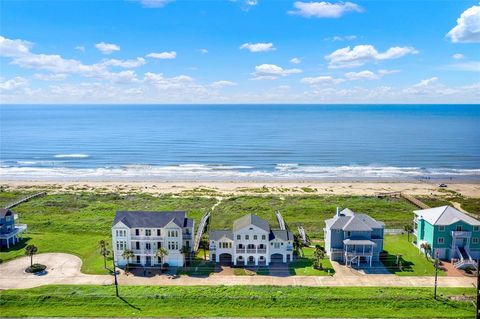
[0,0,479,104]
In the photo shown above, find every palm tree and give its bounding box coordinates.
[122,249,134,273]
[99,240,110,269]
[420,242,431,259]
[199,236,209,261]
[293,234,304,258]
[403,225,414,242]
[155,247,168,266]
[25,244,38,267]
[313,245,325,270]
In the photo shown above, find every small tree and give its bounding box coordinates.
[395,254,402,266]
[25,244,38,267]
[420,242,431,259]
[99,240,110,269]
[293,234,304,258]
[199,236,209,261]
[155,247,168,267]
[313,245,325,270]
[180,246,190,266]
[403,225,414,242]
[122,249,134,273]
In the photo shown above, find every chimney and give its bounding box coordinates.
[336,207,341,217]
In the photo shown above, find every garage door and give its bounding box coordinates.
[270,253,284,263]
[219,253,232,265]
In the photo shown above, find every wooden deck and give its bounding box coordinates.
[4,192,46,209]
[376,191,430,209]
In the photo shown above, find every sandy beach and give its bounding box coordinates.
[1,180,479,198]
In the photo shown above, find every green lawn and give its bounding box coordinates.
[382,235,441,276]
[0,285,475,318]
[289,247,334,275]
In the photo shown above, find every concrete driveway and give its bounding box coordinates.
[0,253,476,289]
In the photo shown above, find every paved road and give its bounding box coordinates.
[0,253,476,289]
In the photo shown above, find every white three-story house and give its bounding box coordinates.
[112,211,194,267]
[209,214,293,266]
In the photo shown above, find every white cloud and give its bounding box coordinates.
[0,76,27,91]
[101,57,146,68]
[133,0,174,8]
[0,35,32,57]
[95,42,120,54]
[325,44,418,68]
[403,77,445,95]
[289,1,363,18]
[240,42,275,52]
[453,53,465,60]
[75,46,85,52]
[301,75,344,85]
[144,72,195,88]
[325,35,357,41]
[252,64,302,80]
[33,73,68,81]
[106,70,140,84]
[344,69,398,80]
[210,80,237,88]
[290,57,301,64]
[446,4,480,43]
[146,51,177,59]
[199,48,208,54]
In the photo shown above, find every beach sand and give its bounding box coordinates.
[1,180,479,198]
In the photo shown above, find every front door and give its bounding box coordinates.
[146,256,151,266]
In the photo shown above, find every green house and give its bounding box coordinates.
[413,205,480,269]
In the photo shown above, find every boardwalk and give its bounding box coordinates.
[5,192,46,209]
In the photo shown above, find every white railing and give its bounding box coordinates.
[451,231,472,238]
[236,248,246,253]
[257,249,266,254]
[131,235,163,240]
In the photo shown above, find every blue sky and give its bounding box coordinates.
[0,0,479,103]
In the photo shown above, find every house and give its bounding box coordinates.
[0,208,27,248]
[209,214,293,266]
[324,208,384,267]
[112,211,194,267]
[413,205,480,268]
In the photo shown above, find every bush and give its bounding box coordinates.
[162,263,169,271]
[26,263,46,273]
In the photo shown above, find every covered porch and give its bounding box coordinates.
[343,239,375,267]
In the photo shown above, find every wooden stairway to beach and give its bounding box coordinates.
[4,192,46,209]
[376,191,430,209]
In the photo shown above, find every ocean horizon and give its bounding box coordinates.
[1,104,479,182]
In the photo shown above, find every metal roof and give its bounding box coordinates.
[414,206,480,226]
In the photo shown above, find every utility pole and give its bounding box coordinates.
[434,251,439,300]
[476,259,479,319]
[111,250,119,297]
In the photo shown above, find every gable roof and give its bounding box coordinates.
[325,208,384,231]
[414,206,480,226]
[209,230,233,241]
[0,208,13,218]
[269,229,293,241]
[233,214,270,232]
[113,211,193,228]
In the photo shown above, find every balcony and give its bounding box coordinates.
[257,248,266,254]
[246,249,256,253]
[132,249,155,255]
[452,231,472,238]
[131,235,162,241]
[236,248,246,253]
[183,234,193,240]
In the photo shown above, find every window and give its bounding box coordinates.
[145,229,151,236]
[438,237,444,244]
[473,238,479,244]
[146,243,151,250]
[237,235,241,240]
[168,241,179,250]
[157,242,162,248]
[254,235,258,240]
[438,226,445,231]
[347,231,351,237]
[116,229,126,237]
[474,226,479,232]
[262,235,266,240]
[135,242,140,249]
[116,241,126,250]
[168,230,178,237]
[245,235,249,240]
[135,229,140,236]
[136,256,140,263]
[274,242,280,249]
[157,229,161,236]
[456,225,462,231]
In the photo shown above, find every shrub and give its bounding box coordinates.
[26,263,46,273]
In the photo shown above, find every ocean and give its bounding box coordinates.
[1,104,479,181]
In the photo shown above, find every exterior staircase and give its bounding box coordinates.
[454,246,477,269]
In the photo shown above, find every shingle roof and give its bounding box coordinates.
[414,206,480,226]
[233,214,270,232]
[113,211,193,228]
[325,208,384,231]
[0,208,13,218]
[269,229,293,241]
[209,230,233,241]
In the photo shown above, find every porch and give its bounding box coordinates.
[343,239,375,267]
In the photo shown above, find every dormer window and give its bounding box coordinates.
[456,225,462,231]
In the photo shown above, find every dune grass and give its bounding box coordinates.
[0,285,475,318]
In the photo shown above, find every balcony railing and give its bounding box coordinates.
[257,248,266,254]
[236,248,246,253]
[131,235,163,240]
[452,231,472,238]
[132,249,155,255]
[183,234,193,240]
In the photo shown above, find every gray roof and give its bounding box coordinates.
[113,211,193,228]
[343,239,376,245]
[233,214,270,232]
[414,206,480,226]
[325,208,384,232]
[209,230,233,241]
[269,229,293,241]
[0,208,13,218]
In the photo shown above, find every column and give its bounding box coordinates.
[255,256,258,266]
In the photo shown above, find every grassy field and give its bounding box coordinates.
[383,234,440,276]
[0,285,475,318]
[289,246,334,275]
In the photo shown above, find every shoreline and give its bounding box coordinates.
[2,180,479,198]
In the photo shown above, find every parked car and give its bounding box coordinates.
[438,183,448,188]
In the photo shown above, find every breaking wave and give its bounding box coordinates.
[53,154,89,158]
